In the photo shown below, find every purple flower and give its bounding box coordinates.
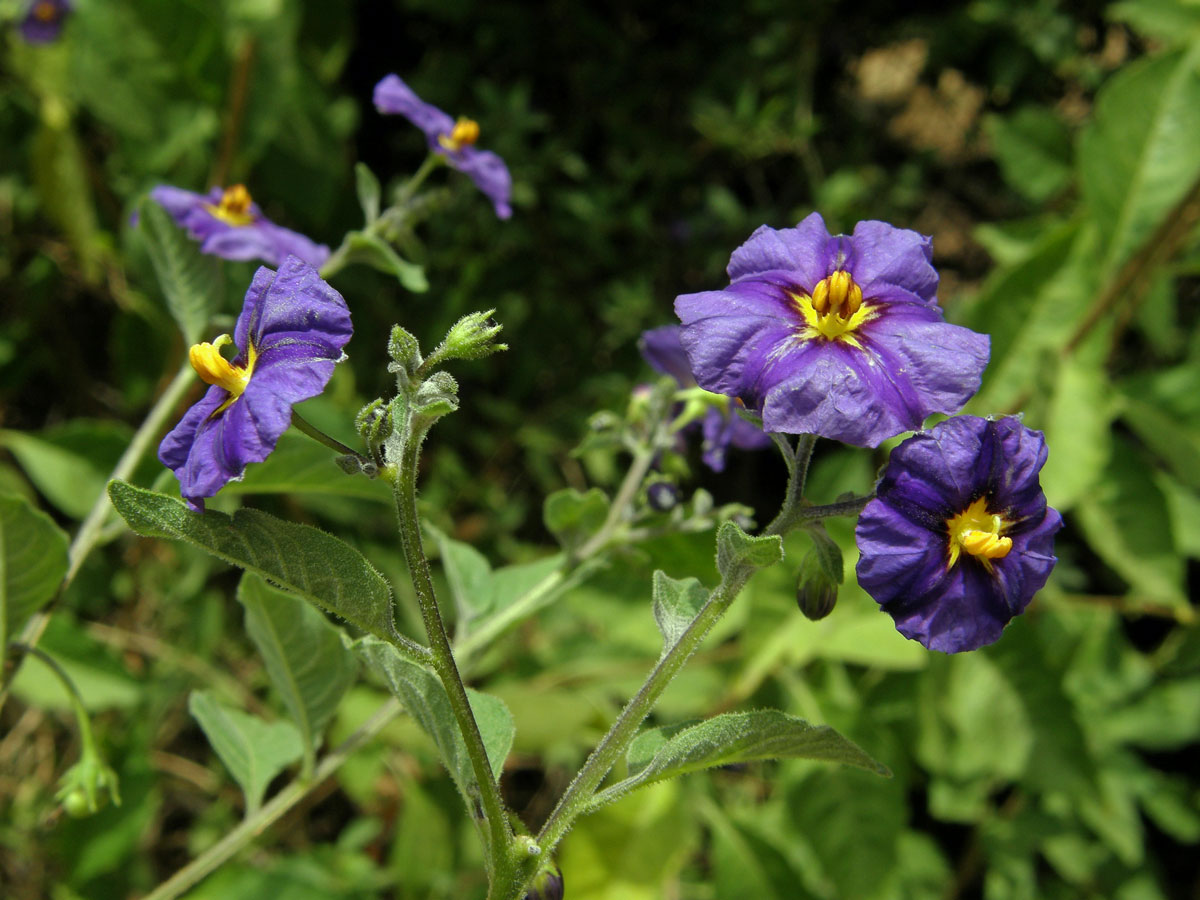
[373,74,513,220]
[674,213,989,447]
[855,415,1061,653]
[159,256,352,511]
[19,0,71,43]
[639,325,772,472]
[149,184,330,269]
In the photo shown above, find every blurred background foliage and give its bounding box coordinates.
[2,0,1199,898]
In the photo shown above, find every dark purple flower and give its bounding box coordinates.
[373,74,513,220]
[19,0,71,43]
[639,325,771,472]
[674,213,989,447]
[149,184,330,268]
[159,256,352,510]
[855,415,1061,653]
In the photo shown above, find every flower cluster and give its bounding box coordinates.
[150,184,330,269]
[159,256,351,510]
[639,325,771,472]
[374,74,513,220]
[673,214,1058,651]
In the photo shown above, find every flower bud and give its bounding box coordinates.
[387,324,422,376]
[796,550,839,621]
[524,865,564,900]
[646,479,680,512]
[427,309,508,367]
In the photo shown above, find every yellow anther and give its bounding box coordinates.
[34,0,58,21]
[438,117,481,152]
[206,184,256,226]
[946,497,1013,570]
[791,271,872,345]
[188,334,255,400]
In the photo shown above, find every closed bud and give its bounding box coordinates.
[355,398,393,447]
[795,530,843,621]
[646,479,680,512]
[387,324,422,374]
[524,865,564,900]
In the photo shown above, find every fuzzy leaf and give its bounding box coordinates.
[137,197,221,344]
[651,570,709,656]
[716,521,783,580]
[0,494,69,649]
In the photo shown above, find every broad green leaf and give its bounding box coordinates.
[489,553,564,612]
[137,197,221,344]
[543,487,609,554]
[987,107,1072,203]
[108,480,399,641]
[9,616,140,712]
[1119,395,1200,491]
[589,710,886,811]
[1041,355,1115,510]
[716,521,783,580]
[222,432,391,501]
[651,570,708,656]
[355,636,513,802]
[1075,438,1186,606]
[188,690,303,812]
[704,801,804,900]
[238,574,357,760]
[427,522,493,622]
[1078,45,1200,277]
[1110,0,1200,47]
[0,421,133,519]
[0,493,69,650]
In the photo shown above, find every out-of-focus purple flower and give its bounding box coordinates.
[149,184,330,269]
[159,256,352,511]
[639,324,772,472]
[373,74,513,220]
[855,415,1061,653]
[674,213,989,448]
[19,0,71,43]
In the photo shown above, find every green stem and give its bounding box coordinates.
[395,152,445,207]
[290,410,364,459]
[391,429,514,884]
[7,642,95,757]
[0,359,196,713]
[139,697,403,900]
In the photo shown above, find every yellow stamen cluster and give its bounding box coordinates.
[206,184,256,227]
[438,117,481,152]
[188,334,256,414]
[946,497,1013,570]
[791,270,875,345]
[33,0,58,22]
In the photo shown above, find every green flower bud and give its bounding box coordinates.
[796,549,839,621]
[61,788,92,819]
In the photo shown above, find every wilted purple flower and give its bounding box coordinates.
[159,256,352,510]
[373,74,513,220]
[639,325,771,472]
[149,184,330,268]
[20,0,71,43]
[674,213,989,447]
[855,415,1061,653]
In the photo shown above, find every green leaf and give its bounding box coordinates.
[589,710,886,811]
[188,690,303,812]
[355,636,513,801]
[108,480,399,641]
[344,231,428,293]
[1078,45,1200,276]
[651,570,709,656]
[238,574,357,760]
[0,493,69,650]
[0,421,134,519]
[543,487,609,553]
[1110,0,1200,47]
[1119,394,1200,491]
[716,521,783,580]
[427,522,493,622]
[1040,355,1115,511]
[1075,437,1187,606]
[354,162,381,224]
[987,107,1073,203]
[137,197,221,344]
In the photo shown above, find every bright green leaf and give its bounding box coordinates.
[543,487,609,554]
[716,521,783,580]
[137,197,221,344]
[354,162,381,224]
[0,493,69,650]
[188,690,304,812]
[238,574,358,760]
[1041,355,1115,511]
[0,421,133,519]
[108,480,399,641]
[651,570,709,656]
[988,107,1073,203]
[427,522,493,623]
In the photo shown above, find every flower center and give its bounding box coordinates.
[946,496,1013,570]
[205,184,256,227]
[437,117,481,152]
[188,334,257,414]
[33,0,59,22]
[791,271,875,346]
